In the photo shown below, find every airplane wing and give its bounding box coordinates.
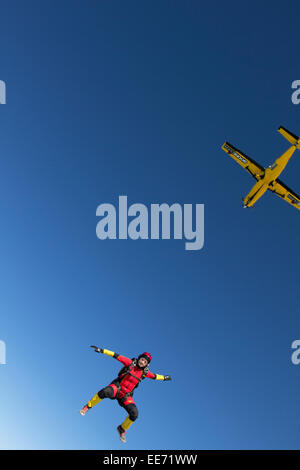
[268,179,300,210]
[222,142,265,180]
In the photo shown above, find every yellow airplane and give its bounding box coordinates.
[222,126,300,210]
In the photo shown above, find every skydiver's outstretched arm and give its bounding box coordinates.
[145,371,172,381]
[90,345,132,366]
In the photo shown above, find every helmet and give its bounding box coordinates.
[138,352,152,365]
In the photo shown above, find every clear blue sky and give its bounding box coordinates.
[1,0,300,450]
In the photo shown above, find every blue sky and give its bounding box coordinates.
[1,0,300,449]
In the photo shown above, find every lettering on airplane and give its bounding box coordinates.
[224,144,247,164]
[287,194,300,205]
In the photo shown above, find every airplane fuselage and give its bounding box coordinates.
[244,145,297,207]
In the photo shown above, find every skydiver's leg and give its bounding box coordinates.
[88,385,117,408]
[117,398,139,441]
[121,403,138,429]
[80,384,117,415]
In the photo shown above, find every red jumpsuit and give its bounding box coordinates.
[84,348,170,435]
[107,354,157,407]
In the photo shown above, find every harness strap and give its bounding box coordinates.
[119,371,142,382]
[116,360,149,398]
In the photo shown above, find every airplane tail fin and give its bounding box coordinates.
[278,126,300,149]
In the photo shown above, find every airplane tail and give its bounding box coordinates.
[278,126,300,149]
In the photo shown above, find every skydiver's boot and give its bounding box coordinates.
[80,405,89,416]
[117,425,127,443]
[80,393,102,415]
[117,416,135,443]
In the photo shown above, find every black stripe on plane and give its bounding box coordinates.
[276,178,300,201]
[278,126,300,142]
[225,142,265,172]
[244,165,257,179]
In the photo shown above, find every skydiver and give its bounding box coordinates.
[80,346,172,443]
